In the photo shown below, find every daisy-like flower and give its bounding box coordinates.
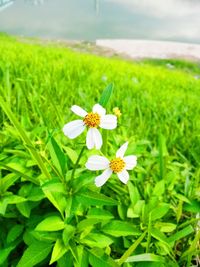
[85,142,137,187]
[63,104,117,150]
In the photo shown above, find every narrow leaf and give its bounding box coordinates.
[99,83,114,107]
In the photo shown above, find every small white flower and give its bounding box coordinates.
[85,142,137,187]
[63,104,117,150]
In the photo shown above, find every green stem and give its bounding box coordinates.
[71,146,85,180]
[118,231,147,265]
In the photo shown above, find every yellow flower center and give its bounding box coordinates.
[83,112,100,128]
[110,158,125,173]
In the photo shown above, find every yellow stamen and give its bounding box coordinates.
[83,112,100,128]
[110,158,125,173]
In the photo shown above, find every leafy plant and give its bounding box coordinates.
[0,34,199,267]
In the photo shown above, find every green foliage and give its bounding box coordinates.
[0,34,199,266]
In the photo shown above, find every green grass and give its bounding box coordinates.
[0,33,200,267]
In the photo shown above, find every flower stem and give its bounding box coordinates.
[71,146,85,180]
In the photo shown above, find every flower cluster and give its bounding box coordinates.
[63,103,137,187]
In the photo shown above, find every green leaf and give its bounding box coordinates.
[151,203,170,221]
[35,216,65,232]
[167,225,194,244]
[0,173,20,192]
[127,182,140,205]
[76,190,118,206]
[183,200,200,213]
[42,182,67,217]
[154,222,177,233]
[42,179,66,194]
[81,233,113,248]
[7,224,24,244]
[64,147,78,164]
[87,208,114,220]
[152,180,165,196]
[0,96,51,181]
[77,218,102,232]
[16,202,31,218]
[102,220,141,237]
[127,200,145,218]
[4,194,27,204]
[125,253,165,263]
[0,246,15,265]
[17,241,53,267]
[88,248,118,267]
[118,231,147,265]
[99,83,114,107]
[75,246,88,267]
[57,251,73,267]
[48,136,66,176]
[50,239,68,265]
[62,225,75,245]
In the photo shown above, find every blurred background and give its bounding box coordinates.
[0,0,200,43]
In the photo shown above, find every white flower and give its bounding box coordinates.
[85,142,137,187]
[63,104,117,150]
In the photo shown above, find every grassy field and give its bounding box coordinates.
[0,33,200,267]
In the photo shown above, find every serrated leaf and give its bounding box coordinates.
[76,190,118,206]
[35,216,65,232]
[99,83,114,107]
[17,241,53,267]
[102,220,141,237]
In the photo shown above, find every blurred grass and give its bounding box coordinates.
[0,33,199,166]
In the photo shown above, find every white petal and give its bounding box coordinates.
[100,115,117,130]
[92,104,106,116]
[95,168,113,187]
[63,120,85,139]
[124,155,137,170]
[92,128,103,150]
[71,105,87,117]
[117,170,129,184]
[86,128,103,150]
[116,142,128,158]
[85,155,110,170]
[86,128,94,149]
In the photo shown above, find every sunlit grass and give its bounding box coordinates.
[0,33,200,267]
